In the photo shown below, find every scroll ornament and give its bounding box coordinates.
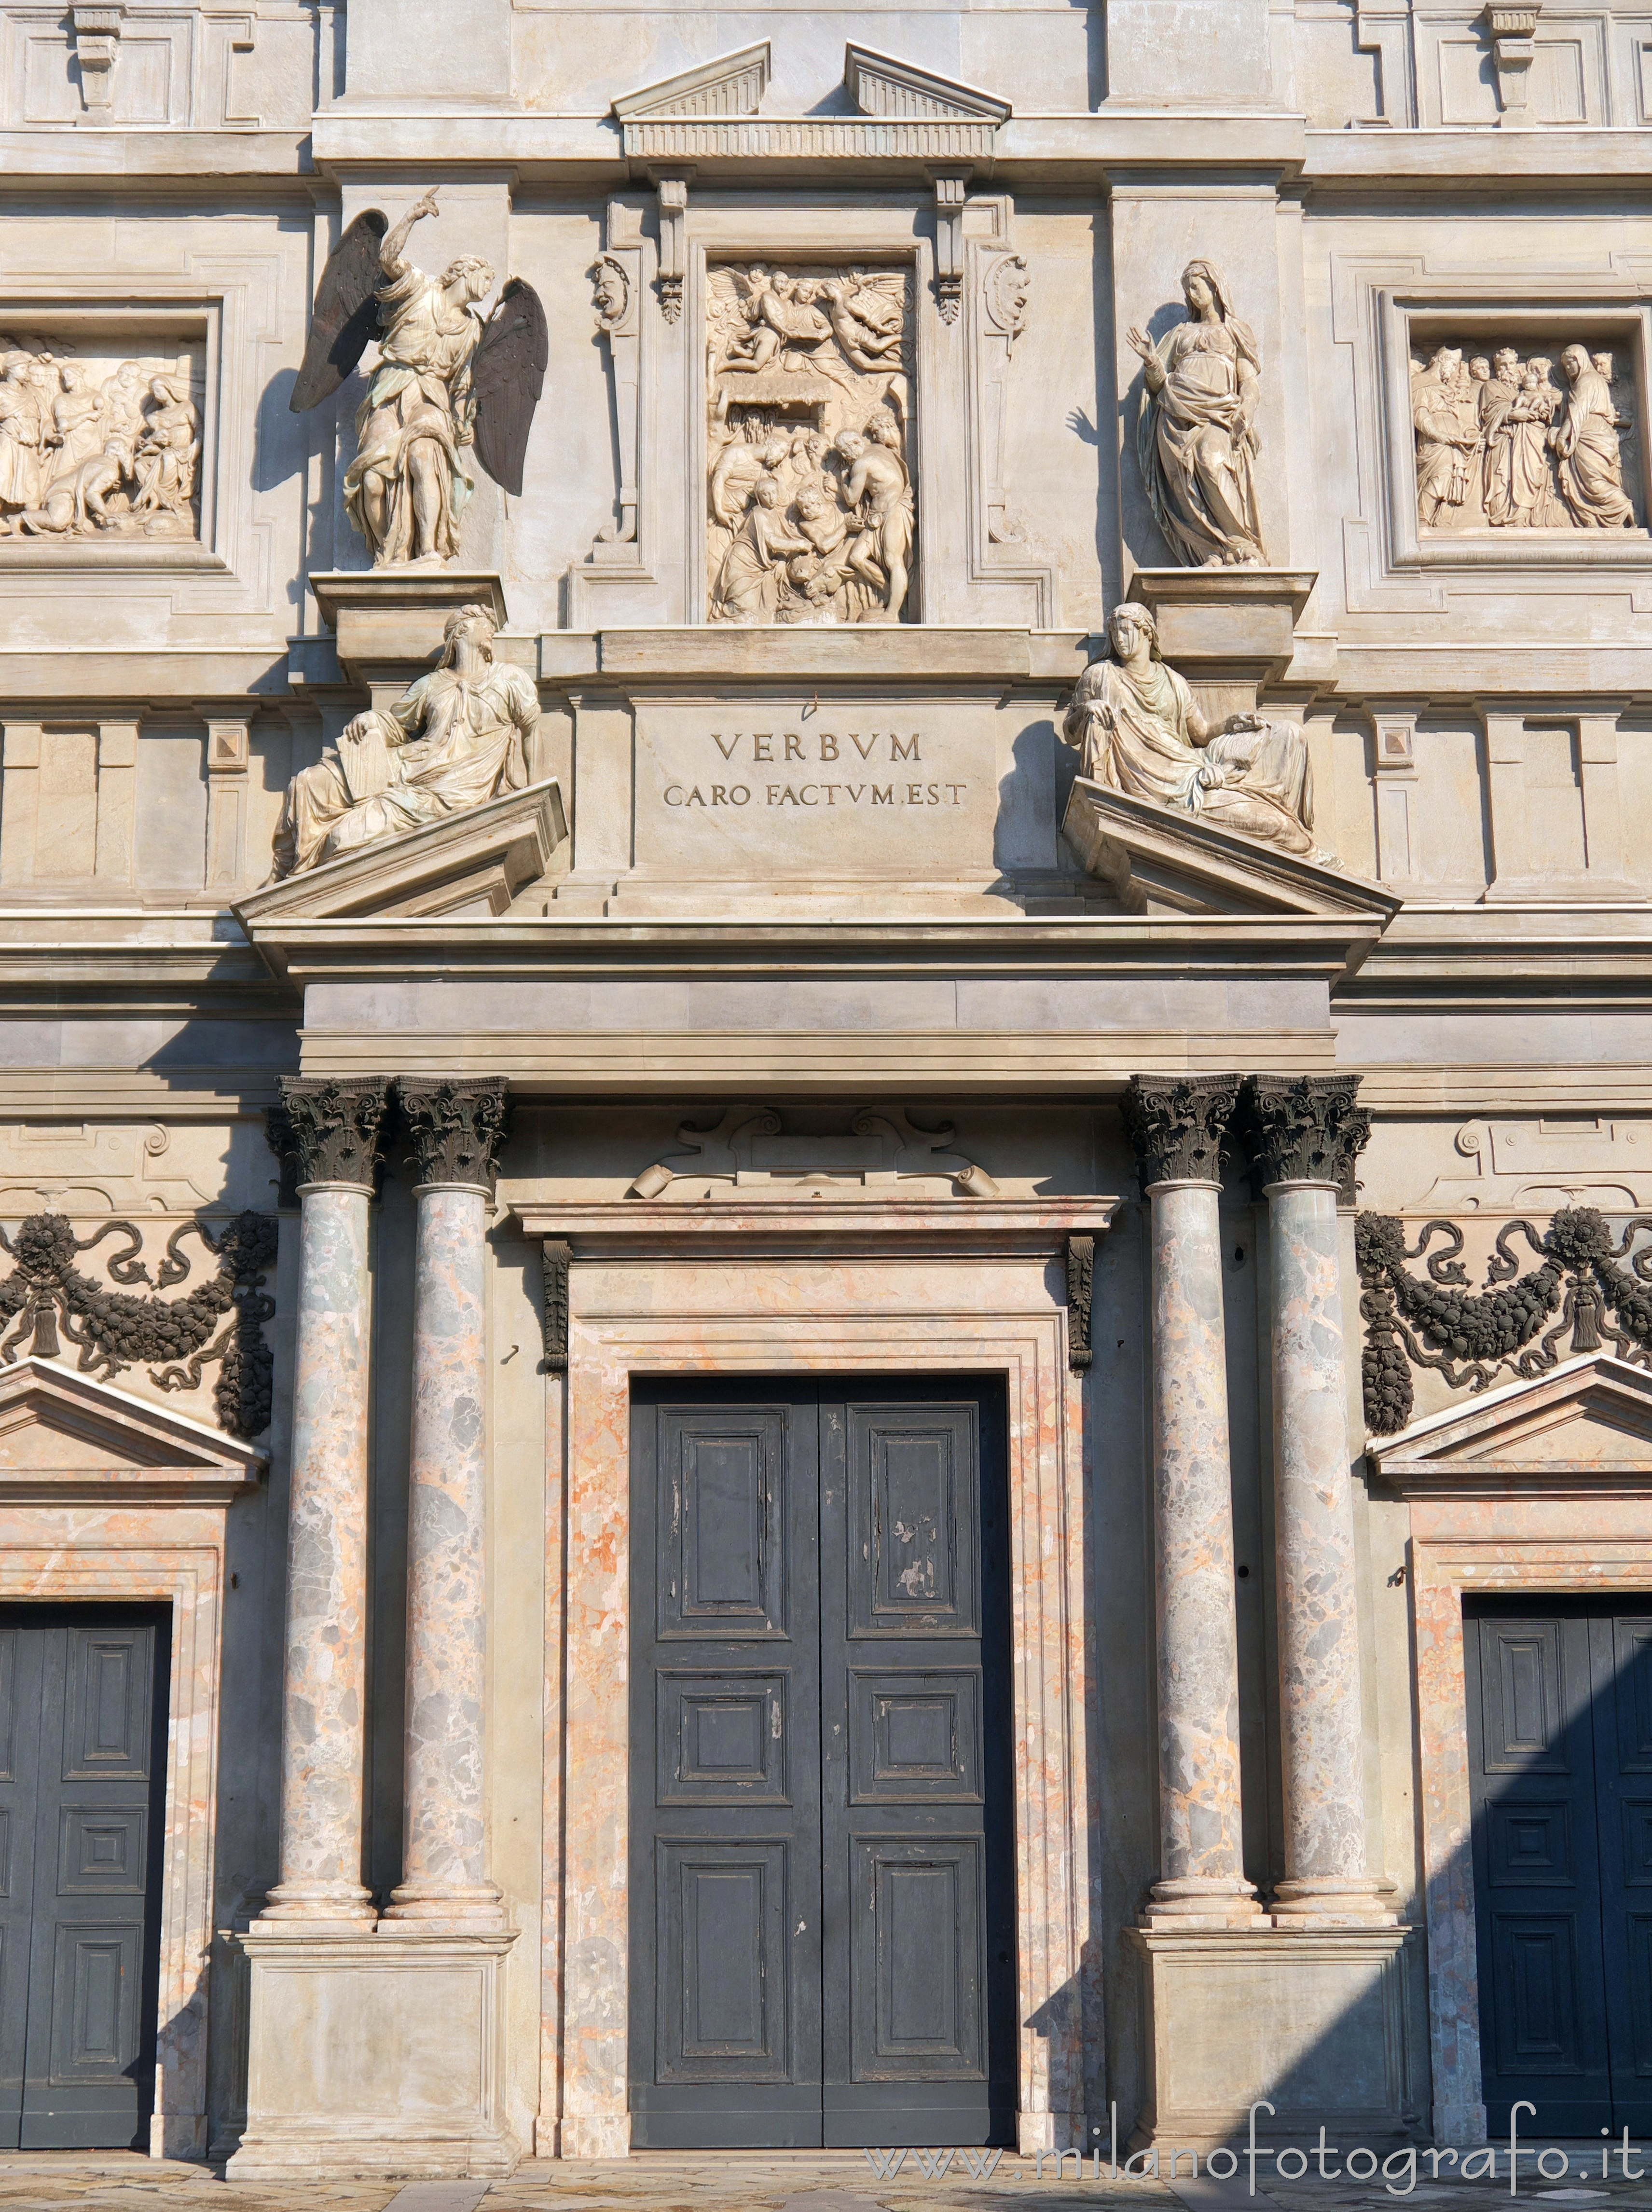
[1356,1204,1652,1436]
[0,1210,278,1440]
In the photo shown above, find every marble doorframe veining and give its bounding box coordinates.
[537,1241,1100,2159]
[0,1516,227,2158]
[1405,1495,1652,2146]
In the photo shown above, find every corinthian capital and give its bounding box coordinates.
[399,1078,513,1193]
[1121,1074,1242,1189]
[272,1076,391,1193]
[1243,1074,1370,1196]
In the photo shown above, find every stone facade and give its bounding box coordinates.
[0,0,1650,2177]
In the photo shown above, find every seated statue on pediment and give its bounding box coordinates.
[267,602,538,880]
[1061,602,1336,868]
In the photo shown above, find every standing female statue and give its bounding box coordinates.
[1062,603,1333,865]
[1127,261,1266,568]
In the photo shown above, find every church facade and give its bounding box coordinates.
[0,0,1649,2177]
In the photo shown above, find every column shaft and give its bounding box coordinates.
[385,1182,501,1923]
[262,1183,375,1922]
[1145,1181,1258,1923]
[1267,1178,1391,1922]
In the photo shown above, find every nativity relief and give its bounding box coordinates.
[0,341,201,541]
[1062,602,1335,867]
[1412,340,1642,534]
[705,261,915,624]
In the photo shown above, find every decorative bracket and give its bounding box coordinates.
[1483,1,1541,121]
[930,170,970,324]
[70,1,124,112]
[1066,1234,1095,1372]
[651,172,691,324]
[539,1239,571,1372]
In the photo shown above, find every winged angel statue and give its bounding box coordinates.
[290,189,548,567]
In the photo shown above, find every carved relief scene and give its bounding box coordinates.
[706,260,915,623]
[0,333,203,541]
[1411,335,1645,535]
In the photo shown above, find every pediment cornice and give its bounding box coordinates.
[1366,1354,1652,1496]
[0,1357,265,1505]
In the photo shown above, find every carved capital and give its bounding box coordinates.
[1243,1074,1370,1197]
[275,1076,391,1193]
[1121,1074,1241,1189]
[399,1078,512,1193]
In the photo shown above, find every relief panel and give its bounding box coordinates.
[0,329,204,544]
[706,261,914,625]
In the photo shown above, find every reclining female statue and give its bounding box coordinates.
[268,602,538,879]
[1062,602,1335,866]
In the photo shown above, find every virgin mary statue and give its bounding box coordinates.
[1062,603,1335,866]
[1128,260,1266,568]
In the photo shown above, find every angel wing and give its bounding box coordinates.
[290,210,388,412]
[470,277,549,497]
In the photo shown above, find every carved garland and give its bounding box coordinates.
[1355,1203,1652,1435]
[0,1210,278,1440]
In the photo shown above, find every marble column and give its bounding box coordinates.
[259,1076,391,1925]
[1246,1073,1394,1924]
[383,1078,512,1928]
[1123,1075,1261,1927]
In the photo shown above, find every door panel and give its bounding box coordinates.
[632,1381,1014,2150]
[0,1607,168,2151]
[1592,1611,1652,2130]
[631,1396,822,2146]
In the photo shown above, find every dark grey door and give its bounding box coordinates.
[1467,1599,1652,2138]
[631,1381,1014,2149]
[0,1606,170,2150]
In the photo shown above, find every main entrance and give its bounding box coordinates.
[1466,1597,1652,2136]
[629,1378,1017,2148]
[0,1605,170,2149]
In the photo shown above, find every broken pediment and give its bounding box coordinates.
[614,42,1006,162]
[234,780,567,930]
[844,46,1011,124]
[611,42,771,121]
[1366,1354,1652,1494]
[1062,778,1403,924]
[0,1357,265,1503]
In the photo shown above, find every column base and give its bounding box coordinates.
[1126,1923,1415,2151]
[1140,1875,1266,1931]
[1270,1877,1400,1928]
[256,1878,376,1929]
[227,1926,519,2181]
[381,1879,509,1933]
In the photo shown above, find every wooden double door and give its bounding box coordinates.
[1467,1598,1652,2136]
[629,1379,1016,2148]
[0,1605,169,2149]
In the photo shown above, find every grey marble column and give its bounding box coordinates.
[384,1078,512,1928]
[1247,1074,1394,1924]
[259,1077,390,1925]
[1123,1076,1261,1927]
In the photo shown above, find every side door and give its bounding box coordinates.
[819,1387,1016,2148]
[1467,1603,1611,2136]
[0,1607,169,2151]
[630,1391,824,2147]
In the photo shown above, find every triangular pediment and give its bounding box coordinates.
[235,780,567,930]
[612,42,770,120]
[844,45,1010,123]
[0,1358,264,1500]
[1062,777,1402,923]
[1367,1355,1652,1494]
